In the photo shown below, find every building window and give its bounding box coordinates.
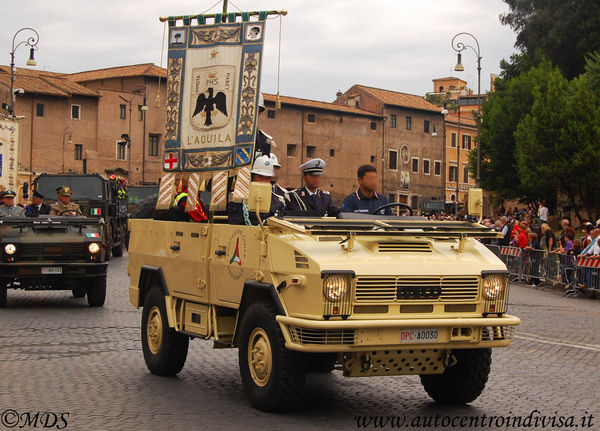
[149,134,160,156]
[267,109,276,119]
[119,104,126,119]
[306,145,316,158]
[424,120,430,133]
[449,165,458,182]
[434,160,442,176]
[307,113,315,123]
[388,149,398,170]
[354,100,359,108]
[463,165,470,183]
[117,141,127,161]
[390,114,397,128]
[36,103,44,117]
[329,149,335,157]
[74,144,82,161]
[339,117,344,123]
[287,144,297,157]
[411,157,419,174]
[406,116,412,130]
[370,121,377,130]
[423,159,430,175]
[451,132,457,147]
[388,193,396,203]
[71,104,81,120]
[411,195,419,209]
[370,155,375,163]
[138,105,144,121]
[462,135,472,150]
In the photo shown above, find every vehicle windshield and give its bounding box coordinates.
[128,186,158,204]
[35,176,105,201]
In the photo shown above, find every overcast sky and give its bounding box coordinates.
[1,0,517,102]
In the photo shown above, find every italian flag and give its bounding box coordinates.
[91,208,101,215]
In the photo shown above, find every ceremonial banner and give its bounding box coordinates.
[164,13,267,173]
[0,116,19,191]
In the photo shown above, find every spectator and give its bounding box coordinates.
[511,220,521,241]
[570,239,582,256]
[559,219,571,247]
[581,229,600,255]
[515,221,530,248]
[581,223,594,249]
[526,232,540,249]
[556,228,575,254]
[540,223,556,251]
[538,202,548,223]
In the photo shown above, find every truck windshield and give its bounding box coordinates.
[35,177,105,201]
[128,186,158,204]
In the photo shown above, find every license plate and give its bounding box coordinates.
[41,267,62,275]
[399,328,439,344]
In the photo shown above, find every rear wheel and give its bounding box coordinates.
[141,287,189,376]
[111,243,124,257]
[72,286,86,298]
[86,276,106,307]
[420,348,492,405]
[238,302,305,412]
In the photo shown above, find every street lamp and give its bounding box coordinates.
[451,32,481,187]
[118,84,149,184]
[9,28,40,117]
[62,127,73,173]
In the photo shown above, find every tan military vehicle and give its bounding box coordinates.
[128,186,520,411]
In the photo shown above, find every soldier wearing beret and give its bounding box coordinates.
[25,190,52,217]
[0,190,25,217]
[50,186,82,216]
[286,158,339,217]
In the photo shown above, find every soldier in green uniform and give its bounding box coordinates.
[50,186,82,216]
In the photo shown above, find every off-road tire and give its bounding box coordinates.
[238,301,305,412]
[420,348,492,405]
[0,286,7,308]
[111,243,124,257]
[72,287,86,298]
[141,287,189,376]
[86,276,107,307]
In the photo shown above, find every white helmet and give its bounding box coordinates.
[270,153,281,168]
[251,155,274,177]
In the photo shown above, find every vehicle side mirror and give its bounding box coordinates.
[247,182,272,214]
[22,182,29,199]
[467,188,483,221]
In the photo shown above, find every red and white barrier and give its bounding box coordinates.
[576,256,600,268]
[501,246,522,257]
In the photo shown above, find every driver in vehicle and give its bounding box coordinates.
[340,164,393,215]
[50,186,82,216]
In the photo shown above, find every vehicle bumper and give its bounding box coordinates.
[276,314,521,352]
[0,262,108,280]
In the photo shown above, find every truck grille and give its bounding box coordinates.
[16,243,89,261]
[288,327,355,345]
[377,241,431,253]
[355,276,480,302]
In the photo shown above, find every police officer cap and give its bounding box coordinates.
[299,158,326,176]
[56,186,73,197]
[3,190,16,198]
[33,190,44,199]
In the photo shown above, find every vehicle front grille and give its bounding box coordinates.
[355,276,480,302]
[481,326,514,341]
[377,241,431,253]
[288,326,355,345]
[16,243,89,261]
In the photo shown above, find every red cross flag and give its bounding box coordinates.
[164,152,179,170]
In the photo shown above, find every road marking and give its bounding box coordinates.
[515,334,600,352]
[517,331,600,348]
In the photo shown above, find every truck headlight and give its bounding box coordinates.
[482,273,507,299]
[88,242,101,254]
[4,243,16,255]
[323,274,350,301]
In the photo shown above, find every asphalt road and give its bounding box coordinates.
[1,254,599,430]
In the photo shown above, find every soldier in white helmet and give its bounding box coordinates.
[227,155,285,225]
[270,153,289,206]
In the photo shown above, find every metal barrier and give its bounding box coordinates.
[499,246,523,281]
[569,256,600,298]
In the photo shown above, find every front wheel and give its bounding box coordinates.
[111,243,124,257]
[72,286,86,298]
[420,348,491,405]
[86,276,107,307]
[238,302,305,412]
[141,287,189,376]
[0,285,7,308]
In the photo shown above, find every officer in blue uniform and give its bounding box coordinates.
[340,164,393,215]
[286,158,339,217]
[25,190,52,217]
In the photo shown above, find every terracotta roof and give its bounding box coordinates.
[353,85,442,113]
[0,66,98,97]
[432,76,467,83]
[263,93,383,117]
[68,63,166,83]
[444,112,477,127]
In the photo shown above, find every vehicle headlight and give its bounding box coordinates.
[482,273,507,299]
[323,274,350,302]
[88,242,101,254]
[4,243,16,255]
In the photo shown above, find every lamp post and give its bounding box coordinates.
[118,84,149,184]
[451,32,481,187]
[9,28,39,117]
[62,127,73,173]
